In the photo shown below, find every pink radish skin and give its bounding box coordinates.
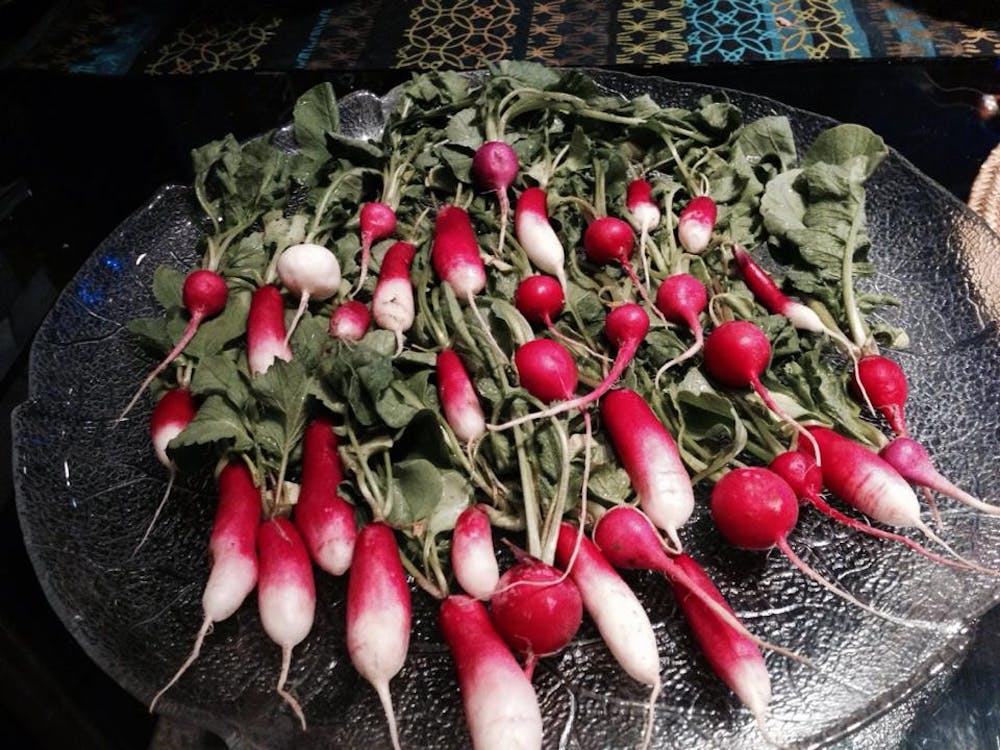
[329,300,371,342]
[118,269,227,421]
[372,241,416,354]
[472,141,519,254]
[347,523,411,750]
[294,416,357,575]
[677,196,717,254]
[880,438,1000,516]
[356,202,398,296]
[440,595,543,750]
[277,243,342,345]
[515,187,567,289]
[452,505,500,600]
[149,462,260,711]
[703,320,820,463]
[513,339,578,404]
[653,273,707,383]
[257,517,316,730]
[601,389,694,551]
[432,205,487,299]
[489,559,583,674]
[136,387,197,552]
[853,355,909,436]
[732,246,826,334]
[247,285,293,375]
[514,275,564,325]
[437,349,486,444]
[584,216,659,309]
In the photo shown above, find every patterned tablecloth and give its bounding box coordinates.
[4,0,1000,75]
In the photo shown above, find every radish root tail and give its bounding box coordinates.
[374,680,402,750]
[276,645,307,731]
[133,466,176,555]
[149,615,212,713]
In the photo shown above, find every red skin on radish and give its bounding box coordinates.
[347,522,411,750]
[373,241,416,350]
[513,339,578,404]
[515,187,567,288]
[150,387,196,468]
[654,274,707,380]
[294,416,357,576]
[432,205,487,299]
[514,275,564,325]
[248,284,293,375]
[853,355,909,436]
[257,517,316,730]
[489,559,583,662]
[601,389,694,550]
[329,300,371,342]
[439,595,543,750]
[437,349,486,443]
[584,216,635,265]
[626,179,661,232]
[710,467,799,551]
[356,202,398,295]
[452,505,500,600]
[677,196,717,254]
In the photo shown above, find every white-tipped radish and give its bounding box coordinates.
[432,205,487,299]
[277,242,342,344]
[515,187,567,289]
[437,349,486,444]
[452,504,500,600]
[626,178,661,288]
[372,241,416,355]
[356,201,397,296]
[677,195,716,254]
[329,300,370,342]
[247,284,292,375]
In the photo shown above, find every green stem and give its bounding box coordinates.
[513,421,542,558]
[841,201,869,348]
[400,552,445,599]
[539,415,571,566]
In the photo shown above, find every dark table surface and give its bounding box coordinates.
[2,60,999,749]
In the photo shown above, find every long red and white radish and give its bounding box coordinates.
[514,187,567,289]
[653,273,707,385]
[119,269,228,421]
[347,522,410,750]
[150,461,260,710]
[257,517,316,730]
[880,437,1000,516]
[702,319,821,463]
[294,416,357,576]
[136,386,197,552]
[355,201,398,296]
[277,242,342,344]
[584,216,659,310]
[554,523,661,749]
[451,504,500,600]
[437,349,486,445]
[372,240,416,355]
[711,466,939,628]
[853,354,909,436]
[626,178,661,287]
[472,141,519,255]
[439,595,543,750]
[329,299,371,342]
[600,388,693,552]
[677,195,716,254]
[247,284,292,375]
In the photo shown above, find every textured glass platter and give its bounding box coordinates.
[12,71,1000,749]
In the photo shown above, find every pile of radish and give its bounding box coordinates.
[118,63,1000,748]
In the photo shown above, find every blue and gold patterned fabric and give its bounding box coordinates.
[5,0,1000,74]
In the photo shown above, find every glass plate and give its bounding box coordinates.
[12,70,1000,749]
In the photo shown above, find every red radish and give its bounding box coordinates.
[600,389,693,552]
[583,216,658,310]
[472,141,519,255]
[702,319,821,463]
[347,522,411,750]
[677,195,716,254]
[515,275,605,359]
[880,437,1000,516]
[329,300,371,342]
[294,416,357,576]
[150,462,260,710]
[555,523,661,748]
[711,466,932,627]
[247,284,293,375]
[653,273,707,385]
[372,240,416,355]
[135,387,197,552]
[277,242,342,344]
[770,451,994,572]
[355,201,398,296]
[626,178,661,287]
[669,554,773,732]
[439,595,543,750]
[432,205,487,300]
[437,349,486,444]
[451,505,500,600]
[118,269,228,420]
[257,517,316,730]
[489,559,583,676]
[515,187,567,289]
[513,339,578,405]
[853,355,909,436]
[489,303,650,430]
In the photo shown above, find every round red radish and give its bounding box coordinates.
[678,195,717,254]
[513,339,578,404]
[452,505,499,600]
[605,303,650,348]
[514,275,564,325]
[355,202,398,296]
[472,141,519,195]
[584,216,635,265]
[150,387,196,468]
[703,320,771,389]
[711,468,799,550]
[490,560,583,658]
[655,274,707,329]
[853,355,908,435]
[768,451,823,503]
[329,300,371,342]
[248,284,293,375]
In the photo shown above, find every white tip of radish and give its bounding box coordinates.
[249,335,293,376]
[447,265,487,300]
[729,657,772,721]
[630,203,661,233]
[259,585,316,649]
[372,277,415,334]
[278,243,342,300]
[678,222,712,255]
[152,425,185,468]
[516,212,566,280]
[202,554,257,623]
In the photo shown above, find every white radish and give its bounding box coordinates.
[277,242,342,344]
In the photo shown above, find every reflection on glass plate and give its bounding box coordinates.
[12,71,1000,749]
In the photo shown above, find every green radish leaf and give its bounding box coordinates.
[426,472,473,536]
[127,317,170,352]
[152,265,185,311]
[587,464,632,504]
[386,458,444,525]
[185,288,251,360]
[170,393,253,454]
[734,115,797,173]
[293,83,340,164]
[189,351,249,407]
[446,108,483,150]
[802,123,888,182]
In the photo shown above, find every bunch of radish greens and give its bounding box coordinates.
[122,62,999,749]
